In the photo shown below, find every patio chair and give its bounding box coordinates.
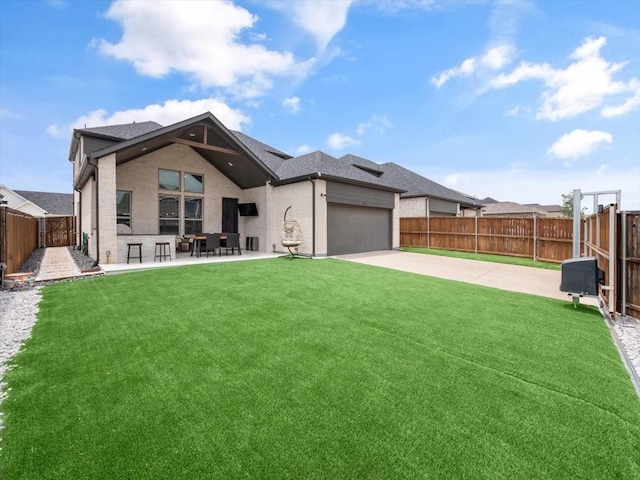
[221,233,241,256]
[204,233,221,257]
[281,206,302,257]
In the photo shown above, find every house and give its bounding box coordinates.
[524,203,564,217]
[481,201,551,217]
[69,112,407,264]
[69,111,493,264]
[0,184,73,217]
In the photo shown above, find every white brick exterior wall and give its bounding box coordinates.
[116,143,244,236]
[270,179,328,256]
[392,193,400,248]
[98,153,117,263]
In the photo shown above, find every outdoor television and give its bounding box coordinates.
[237,203,258,216]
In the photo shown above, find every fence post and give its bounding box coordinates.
[533,213,537,261]
[474,214,478,254]
[427,215,430,249]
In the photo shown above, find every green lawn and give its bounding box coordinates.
[1,258,639,479]
[402,247,562,270]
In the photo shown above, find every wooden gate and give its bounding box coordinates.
[38,216,76,247]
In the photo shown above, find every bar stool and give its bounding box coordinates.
[127,243,143,264]
[154,242,171,262]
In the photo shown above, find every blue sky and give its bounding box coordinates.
[1,0,639,210]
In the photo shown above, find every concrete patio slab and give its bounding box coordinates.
[337,250,598,305]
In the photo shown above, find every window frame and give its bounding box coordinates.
[116,190,132,228]
[158,168,181,191]
[184,172,204,194]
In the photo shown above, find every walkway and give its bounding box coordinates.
[337,250,598,304]
[35,247,82,281]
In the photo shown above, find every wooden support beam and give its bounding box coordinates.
[169,137,239,156]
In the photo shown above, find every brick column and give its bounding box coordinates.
[98,153,117,264]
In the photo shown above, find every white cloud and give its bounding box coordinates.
[491,36,639,121]
[356,114,393,135]
[97,0,314,98]
[327,132,361,150]
[282,96,301,114]
[601,79,640,117]
[268,0,352,51]
[437,164,640,211]
[46,98,249,138]
[432,44,515,88]
[547,129,613,164]
[294,144,315,155]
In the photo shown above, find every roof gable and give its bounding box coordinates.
[77,113,277,190]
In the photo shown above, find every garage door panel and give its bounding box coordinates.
[327,203,391,255]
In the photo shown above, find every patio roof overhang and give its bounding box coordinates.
[82,113,277,190]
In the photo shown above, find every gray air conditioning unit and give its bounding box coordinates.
[560,257,605,296]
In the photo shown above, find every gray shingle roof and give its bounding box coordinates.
[230,130,292,172]
[78,121,164,140]
[376,162,479,206]
[14,190,73,216]
[274,151,403,191]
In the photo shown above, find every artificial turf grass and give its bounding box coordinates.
[401,246,562,270]
[1,258,639,479]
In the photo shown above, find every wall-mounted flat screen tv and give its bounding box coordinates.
[237,202,258,216]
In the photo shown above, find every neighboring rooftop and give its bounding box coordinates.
[14,190,73,216]
[482,201,550,216]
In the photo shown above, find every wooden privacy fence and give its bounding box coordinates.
[400,216,574,263]
[38,216,76,248]
[619,211,640,320]
[0,207,38,274]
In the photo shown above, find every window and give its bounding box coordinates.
[116,191,131,227]
[158,170,204,235]
[159,195,179,234]
[159,169,180,191]
[184,173,204,194]
[184,197,203,234]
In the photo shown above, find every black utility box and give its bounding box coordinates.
[560,257,605,296]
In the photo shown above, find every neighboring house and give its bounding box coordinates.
[0,184,73,217]
[524,203,564,217]
[482,201,550,217]
[69,112,406,263]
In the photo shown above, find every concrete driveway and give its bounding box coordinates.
[337,250,597,304]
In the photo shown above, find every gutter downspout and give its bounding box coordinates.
[308,174,319,257]
[87,154,100,263]
[74,187,82,249]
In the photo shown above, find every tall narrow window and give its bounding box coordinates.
[184,197,203,234]
[159,195,179,234]
[116,191,131,227]
[159,169,180,191]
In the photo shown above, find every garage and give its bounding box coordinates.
[326,182,394,256]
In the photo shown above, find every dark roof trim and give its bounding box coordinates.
[401,193,482,207]
[90,112,278,179]
[271,172,405,194]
